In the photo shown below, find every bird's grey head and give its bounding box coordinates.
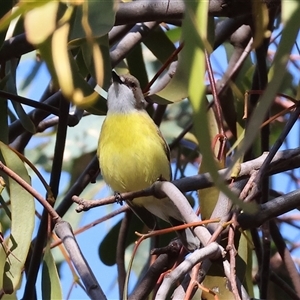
[107,72,146,113]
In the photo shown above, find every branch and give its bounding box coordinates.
[128,240,181,300]
[0,33,33,63]
[269,220,300,298]
[154,181,210,246]
[155,243,221,299]
[0,161,60,221]
[114,0,255,26]
[110,22,158,66]
[0,90,60,116]
[244,104,300,202]
[56,156,100,217]
[55,220,106,300]
[73,148,300,212]
[270,270,300,300]
[117,210,132,299]
[238,189,300,229]
[115,0,184,26]
[222,260,251,300]
[9,91,61,142]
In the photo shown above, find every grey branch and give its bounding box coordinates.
[238,189,300,229]
[155,243,222,299]
[173,147,300,193]
[154,181,250,300]
[73,148,300,212]
[155,181,211,245]
[115,0,254,26]
[54,221,107,300]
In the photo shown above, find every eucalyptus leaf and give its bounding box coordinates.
[69,0,116,40]
[0,0,13,49]
[143,26,176,64]
[126,44,148,89]
[99,215,145,266]
[0,97,8,144]
[6,60,36,134]
[0,142,35,294]
[42,244,63,300]
[24,1,59,45]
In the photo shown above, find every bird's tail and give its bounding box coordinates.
[128,196,201,251]
[169,218,201,252]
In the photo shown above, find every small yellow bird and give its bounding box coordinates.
[98,72,199,251]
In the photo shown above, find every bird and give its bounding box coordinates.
[97,71,200,251]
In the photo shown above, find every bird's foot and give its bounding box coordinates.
[114,192,124,205]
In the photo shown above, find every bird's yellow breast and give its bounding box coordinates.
[98,111,171,193]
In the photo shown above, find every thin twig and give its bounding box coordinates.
[244,104,300,202]
[0,161,60,221]
[117,210,132,299]
[227,213,241,300]
[184,263,200,300]
[205,51,225,137]
[50,206,128,249]
[0,90,60,116]
[269,220,300,298]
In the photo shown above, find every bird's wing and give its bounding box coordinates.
[157,127,172,179]
[168,217,200,251]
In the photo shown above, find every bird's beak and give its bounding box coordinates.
[112,71,123,84]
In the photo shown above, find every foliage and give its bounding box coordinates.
[0,0,300,299]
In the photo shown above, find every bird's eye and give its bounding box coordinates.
[129,82,136,88]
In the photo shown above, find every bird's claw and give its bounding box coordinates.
[114,192,123,205]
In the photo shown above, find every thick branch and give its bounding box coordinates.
[55,221,106,300]
[238,189,300,229]
[73,148,300,212]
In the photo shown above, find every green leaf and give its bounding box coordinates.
[154,59,189,102]
[69,0,116,41]
[0,178,11,230]
[38,29,104,111]
[0,0,13,48]
[0,95,8,144]
[75,48,89,78]
[207,16,215,51]
[147,94,172,105]
[10,101,36,133]
[0,142,35,294]
[80,34,111,114]
[99,214,145,266]
[0,223,7,295]
[126,44,148,90]
[1,291,17,300]
[143,26,176,64]
[51,22,77,99]
[0,2,33,32]
[202,232,253,299]
[252,1,270,49]
[24,1,60,45]
[42,244,63,300]
[125,238,150,278]
[198,108,225,219]
[165,27,181,43]
[6,60,36,134]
